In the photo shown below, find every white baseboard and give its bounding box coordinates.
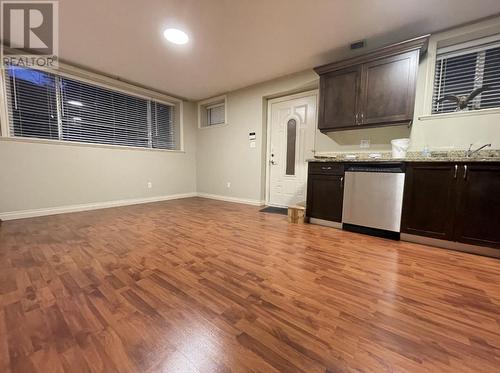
[197,193,265,206]
[0,192,266,221]
[0,192,197,221]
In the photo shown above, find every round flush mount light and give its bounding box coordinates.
[163,28,189,45]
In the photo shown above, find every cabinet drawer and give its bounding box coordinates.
[308,162,344,175]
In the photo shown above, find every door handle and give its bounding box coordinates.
[340,176,344,189]
[463,165,468,180]
[454,164,458,179]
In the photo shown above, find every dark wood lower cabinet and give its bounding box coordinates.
[402,162,500,250]
[454,163,500,248]
[401,163,457,240]
[307,164,344,222]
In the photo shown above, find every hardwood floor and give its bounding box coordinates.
[1,197,500,372]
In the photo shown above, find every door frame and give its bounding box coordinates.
[265,89,319,207]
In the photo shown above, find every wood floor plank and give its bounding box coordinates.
[1,197,500,372]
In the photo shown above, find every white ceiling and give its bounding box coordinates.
[59,0,500,100]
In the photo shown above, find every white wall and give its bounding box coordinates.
[196,70,318,204]
[196,17,500,203]
[0,102,197,216]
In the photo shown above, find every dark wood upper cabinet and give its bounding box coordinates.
[314,35,428,132]
[318,66,361,131]
[454,163,500,248]
[401,163,457,240]
[360,51,418,125]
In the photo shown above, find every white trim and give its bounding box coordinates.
[0,136,186,153]
[265,89,319,206]
[436,35,500,57]
[178,100,185,152]
[206,102,225,110]
[418,107,500,121]
[197,95,227,129]
[266,90,319,105]
[0,193,197,221]
[198,122,229,130]
[197,193,265,206]
[265,202,287,208]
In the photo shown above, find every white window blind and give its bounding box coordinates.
[433,41,500,114]
[207,103,225,125]
[4,67,59,139]
[4,66,178,150]
[151,101,175,149]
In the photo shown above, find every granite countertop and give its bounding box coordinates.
[307,150,500,163]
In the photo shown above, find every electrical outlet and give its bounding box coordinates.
[147,181,152,189]
[226,182,231,188]
[360,139,370,149]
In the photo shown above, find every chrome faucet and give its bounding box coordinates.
[466,143,491,158]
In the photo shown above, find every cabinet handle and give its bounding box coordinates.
[463,165,468,180]
[454,164,458,179]
[340,176,344,189]
[321,166,332,170]
[360,112,364,123]
[355,113,359,125]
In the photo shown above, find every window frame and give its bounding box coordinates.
[0,62,184,152]
[432,38,500,115]
[197,95,227,129]
[419,28,500,120]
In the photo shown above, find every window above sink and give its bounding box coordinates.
[432,34,500,115]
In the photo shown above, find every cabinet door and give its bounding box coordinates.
[454,163,500,248]
[318,66,361,131]
[360,50,418,125]
[306,174,344,222]
[401,163,457,240]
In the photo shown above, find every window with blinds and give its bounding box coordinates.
[198,96,226,128]
[3,66,179,150]
[4,67,59,139]
[207,103,225,126]
[433,40,500,114]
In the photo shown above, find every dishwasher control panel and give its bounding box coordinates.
[345,162,405,173]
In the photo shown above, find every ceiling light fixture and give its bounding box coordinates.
[163,28,189,45]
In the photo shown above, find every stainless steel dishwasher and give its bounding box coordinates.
[342,163,405,237]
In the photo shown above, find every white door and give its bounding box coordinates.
[267,92,317,207]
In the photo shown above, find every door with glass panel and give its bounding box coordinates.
[268,92,317,207]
